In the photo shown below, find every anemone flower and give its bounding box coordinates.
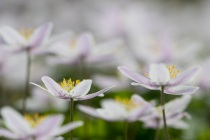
[30,76,114,140]
[0,23,53,53]
[47,33,122,66]
[78,94,152,140]
[0,106,83,140]
[30,76,115,101]
[118,64,201,95]
[0,22,54,112]
[118,63,200,140]
[78,94,152,122]
[141,95,192,129]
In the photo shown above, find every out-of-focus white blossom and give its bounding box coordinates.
[0,106,83,140]
[141,95,192,129]
[47,33,122,66]
[16,88,68,112]
[78,94,152,122]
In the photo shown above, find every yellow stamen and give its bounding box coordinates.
[115,97,138,111]
[60,78,80,92]
[145,65,180,79]
[24,114,46,127]
[166,65,180,79]
[19,28,34,40]
[70,38,77,49]
[144,73,149,78]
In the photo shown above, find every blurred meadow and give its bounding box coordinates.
[0,0,210,140]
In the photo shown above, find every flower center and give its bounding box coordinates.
[60,78,80,92]
[24,114,46,127]
[115,97,138,111]
[144,65,180,79]
[166,65,180,79]
[70,39,77,49]
[19,28,34,40]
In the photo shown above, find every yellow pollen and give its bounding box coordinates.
[60,78,80,92]
[144,73,149,78]
[115,97,137,111]
[19,28,34,40]
[69,38,77,49]
[166,65,180,79]
[24,114,46,127]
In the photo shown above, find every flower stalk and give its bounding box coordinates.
[0,67,4,107]
[154,119,160,140]
[160,86,170,140]
[22,49,31,113]
[124,121,128,140]
[70,98,74,140]
[80,59,87,79]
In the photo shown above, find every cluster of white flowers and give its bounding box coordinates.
[0,0,208,139]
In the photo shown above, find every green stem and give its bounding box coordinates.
[22,49,31,113]
[79,59,90,139]
[124,121,128,140]
[160,86,170,140]
[79,58,87,79]
[70,98,74,140]
[154,119,160,140]
[0,67,3,107]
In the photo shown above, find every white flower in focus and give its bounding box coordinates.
[30,76,115,101]
[118,63,201,95]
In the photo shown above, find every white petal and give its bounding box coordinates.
[50,121,83,136]
[29,22,53,48]
[165,95,192,116]
[77,33,93,57]
[70,80,92,98]
[1,106,32,136]
[30,82,49,92]
[96,109,121,121]
[131,82,160,90]
[41,76,69,99]
[34,115,64,136]
[127,104,151,122]
[76,85,115,101]
[118,66,150,84]
[149,63,170,85]
[99,99,127,120]
[0,129,18,139]
[169,120,189,129]
[165,86,199,95]
[167,66,201,86]
[131,94,147,104]
[0,26,25,46]
[77,105,99,117]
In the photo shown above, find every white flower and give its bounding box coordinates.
[0,23,53,52]
[141,95,192,129]
[47,33,122,65]
[30,76,115,101]
[118,63,201,95]
[0,106,83,140]
[78,94,152,122]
